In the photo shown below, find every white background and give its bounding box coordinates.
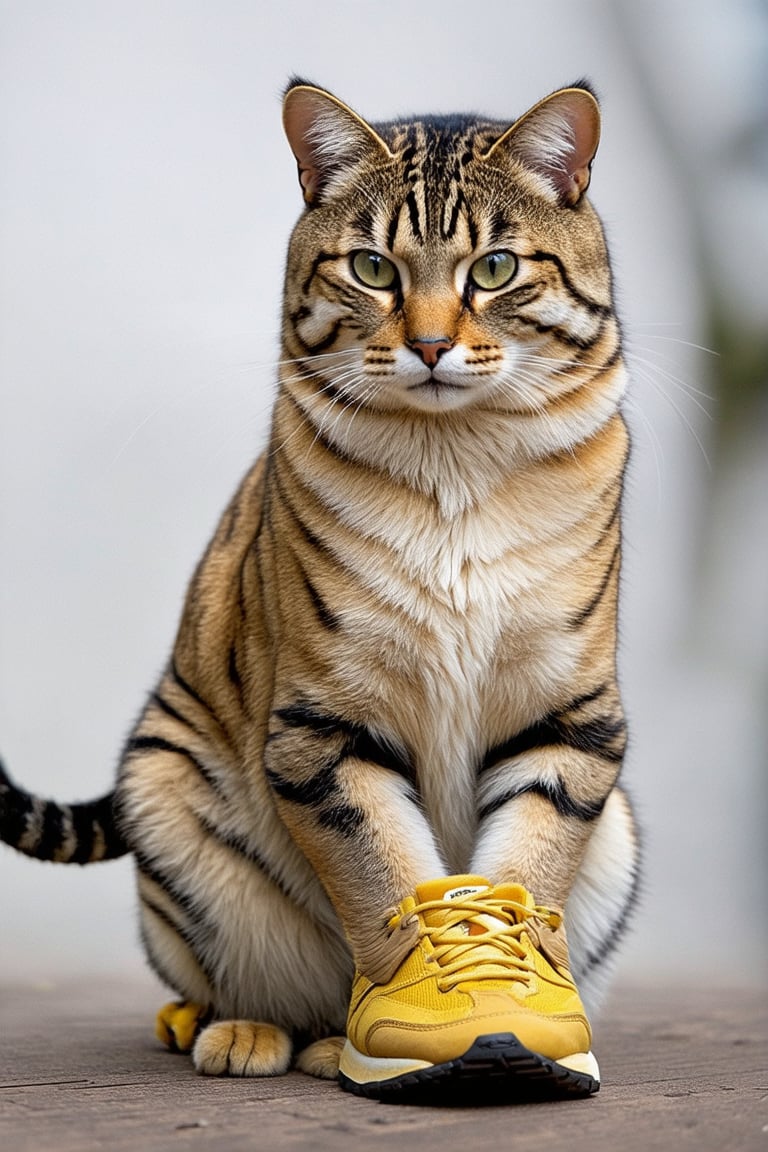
[1,0,766,990]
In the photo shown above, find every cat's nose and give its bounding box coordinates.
[407,337,453,368]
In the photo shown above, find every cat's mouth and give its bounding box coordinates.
[407,378,467,393]
[399,372,478,412]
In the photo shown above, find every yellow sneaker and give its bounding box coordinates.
[338,875,599,1101]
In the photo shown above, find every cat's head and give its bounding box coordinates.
[281,80,617,417]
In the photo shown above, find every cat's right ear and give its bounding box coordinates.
[282,80,393,205]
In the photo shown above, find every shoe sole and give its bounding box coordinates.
[338,1032,600,1104]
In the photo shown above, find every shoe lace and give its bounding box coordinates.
[401,894,562,992]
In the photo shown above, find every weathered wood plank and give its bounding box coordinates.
[0,978,765,1152]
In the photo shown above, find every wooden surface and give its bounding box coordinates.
[0,977,765,1151]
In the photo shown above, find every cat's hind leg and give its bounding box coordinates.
[565,784,641,1013]
[295,1035,345,1080]
[192,1020,292,1076]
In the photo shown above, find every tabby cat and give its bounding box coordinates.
[0,79,639,1101]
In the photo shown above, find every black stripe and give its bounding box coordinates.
[149,686,208,741]
[569,541,621,627]
[504,282,545,310]
[479,777,607,823]
[267,701,418,834]
[563,714,627,762]
[135,847,210,939]
[270,462,334,560]
[526,250,612,317]
[67,804,96,864]
[353,207,374,239]
[227,643,242,694]
[400,140,418,178]
[124,735,227,800]
[579,859,642,974]
[466,205,478,250]
[386,211,399,252]
[171,660,212,714]
[594,343,623,374]
[513,313,604,351]
[139,894,216,987]
[560,682,609,715]
[34,801,64,860]
[140,890,186,937]
[302,251,342,296]
[405,189,423,242]
[266,762,338,808]
[591,493,621,554]
[290,304,311,326]
[151,692,191,728]
[303,572,340,631]
[345,726,417,788]
[481,707,626,775]
[236,554,248,623]
[272,702,343,738]
[272,701,416,787]
[266,762,366,839]
[193,810,307,909]
[67,793,124,862]
[296,319,343,356]
[0,763,34,850]
[443,188,465,240]
[489,208,514,246]
[317,803,366,837]
[481,719,561,774]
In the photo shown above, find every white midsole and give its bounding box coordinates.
[339,1041,432,1084]
[554,1050,601,1082]
[339,1039,600,1085]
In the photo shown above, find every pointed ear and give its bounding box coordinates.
[282,80,393,205]
[484,86,601,207]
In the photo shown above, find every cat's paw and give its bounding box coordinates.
[192,1020,292,1077]
[295,1035,345,1079]
[155,1000,211,1053]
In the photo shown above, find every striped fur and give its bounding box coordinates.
[1,80,640,1065]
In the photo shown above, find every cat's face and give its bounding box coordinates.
[282,84,615,417]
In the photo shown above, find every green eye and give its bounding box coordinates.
[351,250,397,290]
[468,251,517,291]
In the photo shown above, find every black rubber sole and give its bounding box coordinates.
[338,1032,599,1106]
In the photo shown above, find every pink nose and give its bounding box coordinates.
[408,337,453,368]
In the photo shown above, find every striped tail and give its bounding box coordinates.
[0,758,128,863]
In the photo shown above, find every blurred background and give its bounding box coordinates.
[1,0,766,990]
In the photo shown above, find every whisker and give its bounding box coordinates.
[629,361,712,470]
[625,348,715,406]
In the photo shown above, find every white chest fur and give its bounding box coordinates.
[325,483,585,871]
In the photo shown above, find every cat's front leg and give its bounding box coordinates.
[264,696,445,983]
[472,681,627,903]
[471,680,639,991]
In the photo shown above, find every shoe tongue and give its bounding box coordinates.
[415,875,491,904]
[415,877,536,937]
[415,875,499,938]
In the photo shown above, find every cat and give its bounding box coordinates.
[0,78,640,1101]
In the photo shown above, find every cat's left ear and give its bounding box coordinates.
[283,79,393,205]
[484,85,601,207]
